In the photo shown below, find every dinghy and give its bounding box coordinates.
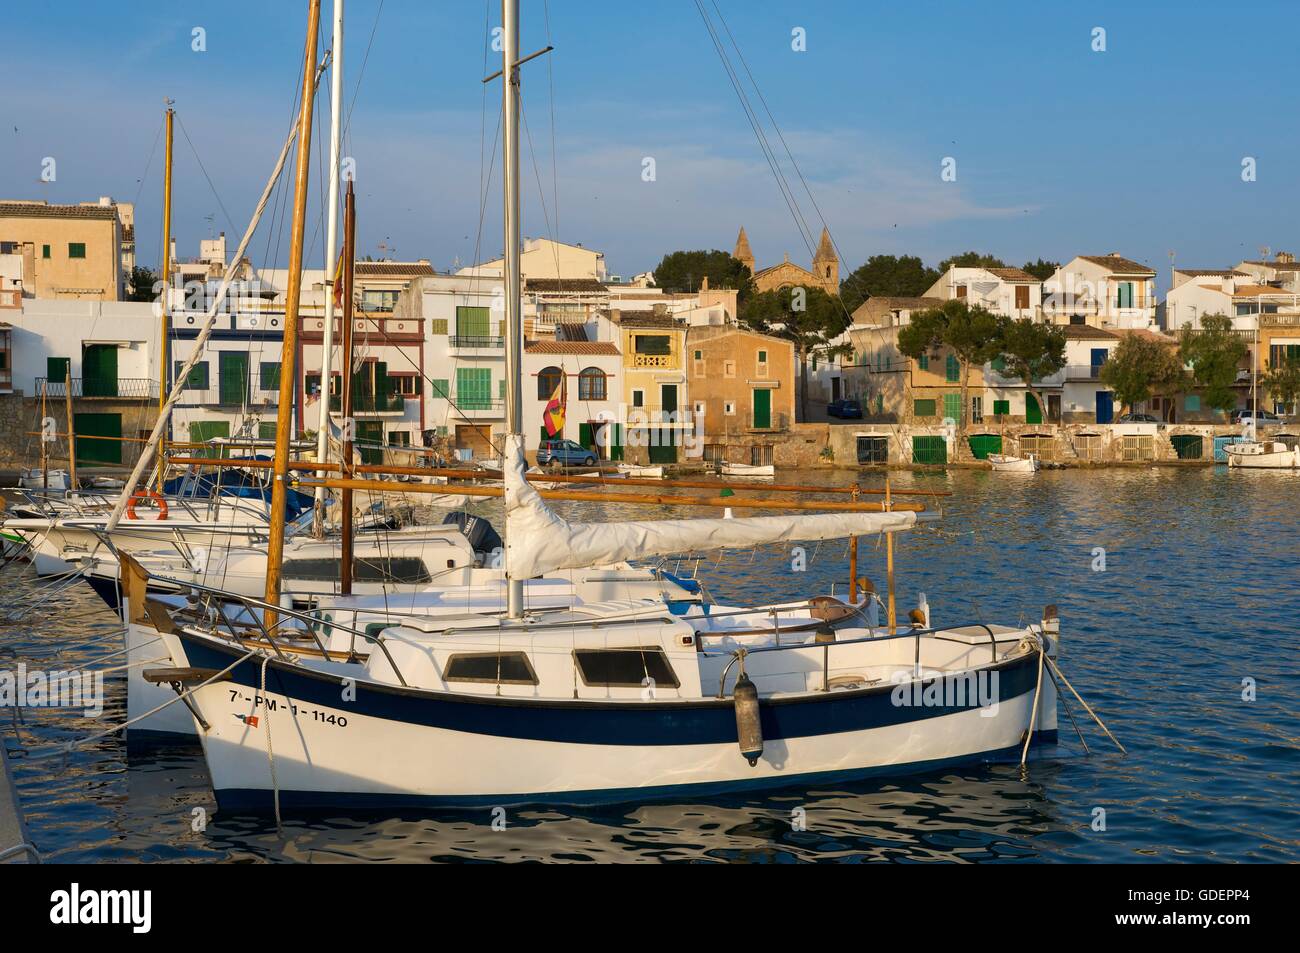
[987,453,1039,473]
[721,461,775,478]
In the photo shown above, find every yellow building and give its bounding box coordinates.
[733,226,838,296]
[686,324,794,467]
[616,310,689,464]
[0,200,126,300]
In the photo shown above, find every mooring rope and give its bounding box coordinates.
[1020,635,1046,767]
[259,655,283,832]
[22,646,260,761]
[1043,653,1125,754]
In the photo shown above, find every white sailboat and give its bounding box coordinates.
[987,453,1039,473]
[1227,298,1296,469]
[133,0,1064,811]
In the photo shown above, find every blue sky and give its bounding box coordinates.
[5,0,1299,290]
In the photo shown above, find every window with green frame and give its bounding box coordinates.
[42,244,51,259]
[429,319,448,335]
[991,356,1007,374]
[914,398,937,417]
[993,399,1010,416]
[430,379,450,398]
[259,362,281,390]
[68,242,86,259]
[945,354,960,382]
[943,393,961,421]
[258,422,277,440]
[456,305,491,338]
[918,354,929,371]
[173,360,209,389]
[1184,395,1200,412]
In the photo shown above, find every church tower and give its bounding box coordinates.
[812,227,838,293]
[733,227,755,274]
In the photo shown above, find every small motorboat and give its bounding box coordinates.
[721,462,775,478]
[616,463,664,479]
[1224,440,1298,469]
[987,453,1039,473]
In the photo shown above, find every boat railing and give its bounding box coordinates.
[705,618,1004,698]
[121,562,411,687]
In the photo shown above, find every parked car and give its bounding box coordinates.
[827,399,863,419]
[1117,413,1159,423]
[1230,408,1284,425]
[536,439,597,468]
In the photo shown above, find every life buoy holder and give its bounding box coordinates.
[126,489,168,521]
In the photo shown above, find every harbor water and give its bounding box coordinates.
[3,466,1298,862]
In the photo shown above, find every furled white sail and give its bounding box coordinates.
[502,436,918,580]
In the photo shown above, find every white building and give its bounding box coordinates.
[522,339,623,458]
[923,265,1042,318]
[1043,254,1158,329]
[1165,271,1298,333]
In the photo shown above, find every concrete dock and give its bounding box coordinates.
[0,739,33,863]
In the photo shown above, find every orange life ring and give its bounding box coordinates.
[126,488,169,521]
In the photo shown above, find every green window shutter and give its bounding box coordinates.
[218,351,248,405]
[259,362,281,390]
[993,399,1010,416]
[82,344,117,397]
[945,354,960,382]
[456,306,491,339]
[456,367,493,410]
[1185,395,1200,412]
[991,356,1006,373]
[918,354,929,371]
[943,393,960,421]
[189,420,231,459]
[174,360,209,389]
[431,379,450,398]
[42,244,51,259]
[68,243,86,259]
[46,356,70,383]
[258,422,278,440]
[498,379,506,399]
[430,318,448,335]
[73,412,122,465]
[914,398,936,417]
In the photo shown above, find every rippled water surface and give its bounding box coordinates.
[4,467,1298,862]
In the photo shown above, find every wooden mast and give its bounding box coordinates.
[338,179,356,595]
[264,0,322,627]
[157,102,174,491]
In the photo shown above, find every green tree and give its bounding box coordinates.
[1021,258,1060,281]
[1098,333,1186,416]
[935,251,1007,272]
[126,265,158,302]
[1263,353,1300,415]
[1178,314,1247,419]
[896,300,1003,441]
[994,318,1067,423]
[652,250,753,301]
[742,285,849,421]
[838,255,939,315]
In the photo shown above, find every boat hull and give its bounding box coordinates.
[169,630,1045,809]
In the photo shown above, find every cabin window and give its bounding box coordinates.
[444,652,538,686]
[573,647,680,689]
[280,557,433,584]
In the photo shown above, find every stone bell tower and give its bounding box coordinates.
[733,226,755,274]
[812,226,838,294]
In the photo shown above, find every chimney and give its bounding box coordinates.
[700,275,709,292]
[1277,251,1294,264]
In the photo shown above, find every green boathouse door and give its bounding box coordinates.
[752,388,771,429]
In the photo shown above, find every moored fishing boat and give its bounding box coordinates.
[1224,440,1298,469]
[721,461,775,478]
[987,453,1039,473]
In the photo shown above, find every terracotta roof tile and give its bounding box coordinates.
[526,278,608,292]
[0,202,117,221]
[1078,254,1156,276]
[986,267,1039,282]
[524,340,620,355]
[1062,324,1119,339]
[353,261,436,278]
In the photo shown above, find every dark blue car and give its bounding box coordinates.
[827,399,863,419]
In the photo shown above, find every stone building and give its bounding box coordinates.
[0,199,131,300]
[733,226,838,296]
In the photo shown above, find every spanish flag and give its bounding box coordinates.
[543,375,566,437]
[331,248,346,310]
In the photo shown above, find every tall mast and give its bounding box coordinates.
[313,0,345,534]
[502,0,525,618]
[338,180,357,595]
[157,102,174,491]
[264,0,322,626]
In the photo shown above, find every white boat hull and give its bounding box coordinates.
[1225,442,1298,469]
[721,463,774,477]
[987,454,1039,473]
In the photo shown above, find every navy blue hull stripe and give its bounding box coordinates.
[212,742,1035,811]
[179,631,1040,747]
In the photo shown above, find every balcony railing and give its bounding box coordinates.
[632,353,675,369]
[1065,364,1105,381]
[328,391,408,414]
[35,377,159,399]
[450,335,504,349]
